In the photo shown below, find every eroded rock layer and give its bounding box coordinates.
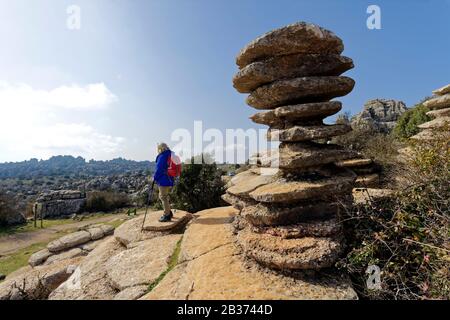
[412,84,450,141]
[224,22,356,271]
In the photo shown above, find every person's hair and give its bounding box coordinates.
[157,142,170,154]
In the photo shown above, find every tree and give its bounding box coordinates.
[166,157,226,213]
[394,103,431,139]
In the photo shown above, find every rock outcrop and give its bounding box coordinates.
[351,99,408,133]
[412,84,450,141]
[33,190,86,219]
[142,207,357,300]
[28,224,114,267]
[49,210,191,300]
[224,22,356,271]
[0,257,83,300]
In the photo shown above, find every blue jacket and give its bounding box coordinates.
[153,149,174,187]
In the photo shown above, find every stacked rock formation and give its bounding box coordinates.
[335,158,380,187]
[412,84,450,141]
[223,22,357,271]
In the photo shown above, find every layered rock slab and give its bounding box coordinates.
[249,169,355,203]
[234,54,353,93]
[143,210,192,232]
[423,94,450,110]
[237,227,342,270]
[105,234,182,290]
[141,207,357,300]
[279,142,357,169]
[268,124,351,142]
[247,76,355,109]
[241,202,339,227]
[236,22,344,68]
[0,257,83,300]
[251,101,343,127]
[427,107,450,118]
[49,237,125,300]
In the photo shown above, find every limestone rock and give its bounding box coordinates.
[432,84,450,96]
[179,206,238,262]
[227,171,275,199]
[427,107,450,118]
[279,142,357,169]
[247,76,355,110]
[114,216,146,246]
[234,54,353,93]
[114,285,148,300]
[80,237,111,252]
[250,101,342,126]
[237,228,342,270]
[105,234,182,290]
[0,257,82,300]
[423,94,450,110]
[268,124,351,142]
[351,99,408,133]
[335,158,372,168]
[29,249,52,267]
[417,117,450,129]
[249,169,355,203]
[34,190,86,219]
[252,218,341,238]
[49,237,125,300]
[47,231,91,253]
[44,248,85,265]
[142,207,357,300]
[236,22,344,68]
[411,129,435,141]
[86,227,104,240]
[241,202,338,227]
[221,193,257,210]
[143,210,192,232]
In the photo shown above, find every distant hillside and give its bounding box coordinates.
[0,156,155,179]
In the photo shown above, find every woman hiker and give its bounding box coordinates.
[153,143,174,222]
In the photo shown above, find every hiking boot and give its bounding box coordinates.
[159,213,172,222]
[168,211,174,219]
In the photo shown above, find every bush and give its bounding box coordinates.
[152,157,226,213]
[0,192,14,226]
[332,126,401,186]
[338,130,449,299]
[393,104,431,139]
[86,191,130,212]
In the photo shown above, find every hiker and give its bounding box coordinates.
[154,142,175,222]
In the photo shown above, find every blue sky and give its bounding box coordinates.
[0,0,448,162]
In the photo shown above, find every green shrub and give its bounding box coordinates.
[152,156,226,213]
[0,192,14,227]
[86,191,129,212]
[393,104,431,139]
[339,130,449,299]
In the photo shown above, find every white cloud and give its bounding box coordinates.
[0,82,124,161]
[0,82,117,110]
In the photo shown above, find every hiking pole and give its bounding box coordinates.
[141,180,156,232]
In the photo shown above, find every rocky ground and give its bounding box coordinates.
[0,207,357,300]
